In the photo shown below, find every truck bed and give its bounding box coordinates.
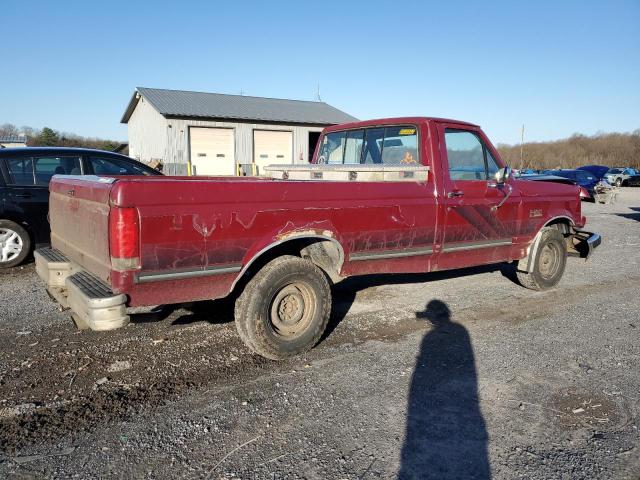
[48,172,441,306]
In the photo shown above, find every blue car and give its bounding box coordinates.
[577,165,610,182]
[547,169,599,200]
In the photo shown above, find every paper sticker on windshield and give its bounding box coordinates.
[399,128,416,135]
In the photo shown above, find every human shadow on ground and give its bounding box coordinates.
[398,299,491,479]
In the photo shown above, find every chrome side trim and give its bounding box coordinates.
[349,246,433,261]
[442,239,512,253]
[136,264,242,284]
[544,215,576,227]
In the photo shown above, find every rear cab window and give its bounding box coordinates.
[317,125,421,166]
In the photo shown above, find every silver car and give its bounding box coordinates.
[605,167,638,187]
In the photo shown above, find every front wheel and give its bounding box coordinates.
[615,178,622,187]
[516,227,567,291]
[0,220,31,268]
[235,255,331,360]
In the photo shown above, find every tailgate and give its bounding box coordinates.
[49,176,115,282]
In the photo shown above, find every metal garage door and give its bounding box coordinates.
[190,127,235,176]
[253,130,293,175]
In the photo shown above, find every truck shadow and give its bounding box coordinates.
[130,262,511,336]
[398,299,490,479]
[324,263,508,340]
[129,296,236,326]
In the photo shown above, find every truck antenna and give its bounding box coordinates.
[520,124,525,170]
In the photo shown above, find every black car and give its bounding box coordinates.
[0,147,160,268]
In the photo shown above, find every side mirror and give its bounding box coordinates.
[495,166,512,184]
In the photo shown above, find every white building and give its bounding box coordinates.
[0,135,27,148]
[121,87,357,175]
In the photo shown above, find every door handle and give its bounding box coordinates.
[447,190,464,198]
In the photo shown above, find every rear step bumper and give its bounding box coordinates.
[34,248,129,331]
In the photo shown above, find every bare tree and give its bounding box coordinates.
[497,130,640,170]
[0,123,19,137]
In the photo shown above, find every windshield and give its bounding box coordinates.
[607,168,623,174]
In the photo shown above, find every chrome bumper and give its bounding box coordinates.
[571,230,601,259]
[34,248,129,331]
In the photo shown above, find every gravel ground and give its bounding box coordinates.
[0,189,639,479]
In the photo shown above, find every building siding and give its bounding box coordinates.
[127,96,168,163]
[164,118,325,175]
[126,97,327,175]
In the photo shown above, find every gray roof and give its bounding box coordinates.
[121,87,358,125]
[0,135,27,143]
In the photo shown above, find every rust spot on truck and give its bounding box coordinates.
[276,228,335,241]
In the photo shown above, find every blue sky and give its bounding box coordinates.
[2,0,638,145]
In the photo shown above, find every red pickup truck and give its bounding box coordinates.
[35,117,600,359]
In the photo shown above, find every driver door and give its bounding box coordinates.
[435,124,520,271]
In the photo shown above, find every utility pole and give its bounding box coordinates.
[520,124,525,170]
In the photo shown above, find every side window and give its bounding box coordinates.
[486,150,500,179]
[444,129,486,181]
[381,126,419,164]
[318,131,346,164]
[6,158,35,185]
[343,129,364,164]
[90,156,150,176]
[33,156,81,185]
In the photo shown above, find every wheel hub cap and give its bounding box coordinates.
[539,244,559,279]
[277,292,304,324]
[0,228,23,263]
[269,282,315,338]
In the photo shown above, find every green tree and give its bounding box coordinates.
[37,127,59,146]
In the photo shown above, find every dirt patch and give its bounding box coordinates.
[547,388,632,431]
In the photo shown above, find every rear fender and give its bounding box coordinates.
[231,225,345,291]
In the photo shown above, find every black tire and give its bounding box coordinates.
[0,220,31,268]
[234,286,257,352]
[615,178,622,187]
[235,255,331,360]
[516,227,567,291]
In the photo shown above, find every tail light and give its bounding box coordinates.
[578,186,590,199]
[109,207,140,270]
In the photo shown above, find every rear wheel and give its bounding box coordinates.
[0,220,31,268]
[235,255,331,360]
[517,227,567,291]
